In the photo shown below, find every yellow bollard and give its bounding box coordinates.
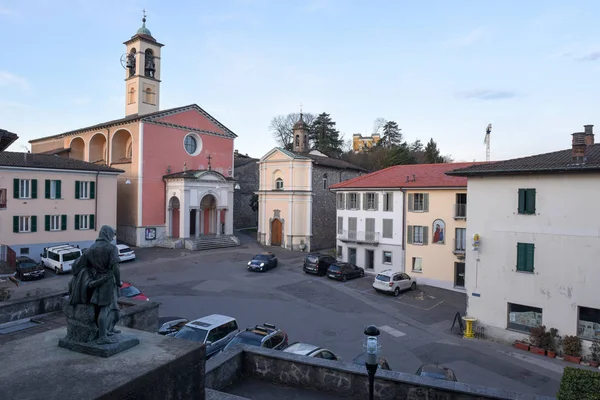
[462,317,477,339]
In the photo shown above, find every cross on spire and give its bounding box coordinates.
[299,102,303,114]
[142,8,147,23]
[207,154,212,171]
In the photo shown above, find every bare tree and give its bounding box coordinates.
[372,117,387,135]
[269,112,316,149]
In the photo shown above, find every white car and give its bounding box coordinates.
[283,342,341,361]
[117,244,136,262]
[372,269,417,296]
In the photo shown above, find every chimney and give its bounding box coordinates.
[234,149,239,157]
[584,125,595,146]
[572,131,587,163]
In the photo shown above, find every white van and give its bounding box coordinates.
[41,245,83,274]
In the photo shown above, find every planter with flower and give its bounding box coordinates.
[590,341,600,368]
[528,325,547,356]
[563,335,582,364]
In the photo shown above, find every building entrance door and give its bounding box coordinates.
[190,209,196,236]
[455,262,465,288]
[271,219,282,246]
[365,249,374,270]
[349,248,357,265]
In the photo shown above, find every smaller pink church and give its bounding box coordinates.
[29,15,238,248]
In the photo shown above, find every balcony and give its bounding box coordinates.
[453,238,466,255]
[454,203,467,219]
[338,230,380,245]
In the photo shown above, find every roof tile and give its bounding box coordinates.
[0,152,124,173]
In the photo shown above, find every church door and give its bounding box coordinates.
[172,208,180,238]
[190,209,196,236]
[271,219,282,246]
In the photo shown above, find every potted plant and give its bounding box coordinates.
[513,339,530,351]
[556,335,564,360]
[563,335,582,364]
[590,342,600,368]
[528,325,547,356]
[545,328,559,358]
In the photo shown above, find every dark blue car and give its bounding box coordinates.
[247,252,278,272]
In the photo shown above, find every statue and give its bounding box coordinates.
[59,225,139,357]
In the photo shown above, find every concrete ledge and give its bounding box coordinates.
[0,290,66,324]
[205,344,245,390]
[206,388,250,400]
[118,298,160,332]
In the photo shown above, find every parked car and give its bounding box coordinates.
[222,323,288,352]
[283,342,341,360]
[326,262,364,282]
[303,253,336,276]
[173,314,240,358]
[157,316,189,336]
[117,244,136,262]
[415,364,458,381]
[40,244,82,274]
[351,353,391,370]
[15,256,45,281]
[119,281,149,301]
[247,252,278,272]
[372,270,417,296]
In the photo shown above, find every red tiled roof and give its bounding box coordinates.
[329,162,486,190]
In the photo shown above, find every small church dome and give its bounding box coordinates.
[134,14,155,40]
[293,113,308,130]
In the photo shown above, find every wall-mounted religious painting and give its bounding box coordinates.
[432,219,445,244]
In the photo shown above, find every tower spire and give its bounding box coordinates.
[142,8,147,24]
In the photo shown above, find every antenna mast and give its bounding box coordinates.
[484,123,492,161]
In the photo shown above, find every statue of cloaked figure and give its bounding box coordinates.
[68,225,122,344]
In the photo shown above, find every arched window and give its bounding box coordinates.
[184,135,197,155]
[295,135,299,147]
[303,135,308,149]
[275,178,283,190]
[128,87,136,104]
[145,49,156,78]
[144,87,153,104]
[323,173,328,190]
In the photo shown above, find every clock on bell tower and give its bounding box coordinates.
[121,10,164,117]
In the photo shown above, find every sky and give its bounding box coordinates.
[1,0,600,161]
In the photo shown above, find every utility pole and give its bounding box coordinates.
[484,123,492,161]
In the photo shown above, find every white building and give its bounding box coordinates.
[448,125,600,346]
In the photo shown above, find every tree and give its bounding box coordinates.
[424,138,446,163]
[381,121,402,147]
[372,117,387,135]
[309,113,344,157]
[269,112,316,149]
[409,139,424,152]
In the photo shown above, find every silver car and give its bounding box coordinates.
[172,314,239,358]
[283,342,341,361]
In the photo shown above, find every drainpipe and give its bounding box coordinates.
[95,171,99,232]
[106,128,110,165]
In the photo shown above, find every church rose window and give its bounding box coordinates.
[184,136,197,154]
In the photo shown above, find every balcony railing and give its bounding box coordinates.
[454,204,467,219]
[453,238,467,254]
[338,230,380,245]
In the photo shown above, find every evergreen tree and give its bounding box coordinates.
[424,138,446,163]
[409,139,424,152]
[381,121,402,147]
[309,113,344,157]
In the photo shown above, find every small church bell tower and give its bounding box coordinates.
[122,11,164,116]
[292,112,309,153]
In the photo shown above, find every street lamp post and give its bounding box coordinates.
[363,325,381,400]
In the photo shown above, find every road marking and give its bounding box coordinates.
[379,325,406,337]
[497,350,564,374]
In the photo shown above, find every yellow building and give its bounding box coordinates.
[352,134,380,152]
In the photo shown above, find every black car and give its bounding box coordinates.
[326,262,364,282]
[303,253,336,276]
[247,252,278,272]
[351,353,391,370]
[157,316,190,336]
[15,256,45,281]
[416,364,458,381]
[222,323,288,352]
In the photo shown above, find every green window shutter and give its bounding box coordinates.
[374,193,379,211]
[424,193,429,212]
[31,216,37,232]
[518,189,525,214]
[407,226,414,244]
[61,215,67,231]
[89,214,95,229]
[45,180,51,199]
[75,215,80,230]
[75,181,80,199]
[31,179,37,199]
[423,226,429,245]
[345,194,350,209]
[516,243,525,270]
[340,193,345,210]
[90,181,96,199]
[13,178,19,198]
[526,189,536,214]
[407,194,414,212]
[45,215,50,231]
[56,180,62,199]
[525,244,535,272]
[356,193,361,210]
[362,193,367,210]
[13,216,19,233]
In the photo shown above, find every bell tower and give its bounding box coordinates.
[123,11,164,117]
[292,112,309,153]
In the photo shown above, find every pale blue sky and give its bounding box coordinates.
[1,0,600,161]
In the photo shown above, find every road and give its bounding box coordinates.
[6,233,562,397]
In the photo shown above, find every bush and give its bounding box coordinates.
[591,342,600,362]
[529,326,558,351]
[0,287,11,302]
[563,335,582,357]
[557,366,600,400]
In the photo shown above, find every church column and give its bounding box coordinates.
[179,188,191,239]
[216,209,222,236]
[199,208,204,235]
[195,207,200,238]
[226,187,234,235]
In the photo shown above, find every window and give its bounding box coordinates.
[407,225,428,245]
[323,173,328,190]
[14,179,37,199]
[508,303,542,333]
[412,257,422,272]
[382,219,393,239]
[50,215,60,231]
[336,193,345,209]
[365,218,375,241]
[516,242,535,273]
[144,88,154,104]
[184,135,197,155]
[275,178,284,190]
[383,192,393,211]
[348,217,357,240]
[518,189,536,215]
[45,180,62,199]
[128,87,135,104]
[383,251,392,264]
[0,188,6,208]
[75,214,95,230]
[337,246,343,259]
[408,193,429,212]
[20,247,29,255]
[346,193,359,209]
[578,306,600,341]
[455,193,467,218]
[75,181,95,200]
[337,216,343,235]
[46,215,66,231]
[364,193,377,210]
[455,228,466,252]
[13,216,37,233]
[295,135,299,147]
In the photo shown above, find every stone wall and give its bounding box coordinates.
[117,298,160,332]
[0,290,65,324]
[233,158,259,229]
[311,166,363,251]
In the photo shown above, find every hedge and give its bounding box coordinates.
[557,366,600,400]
